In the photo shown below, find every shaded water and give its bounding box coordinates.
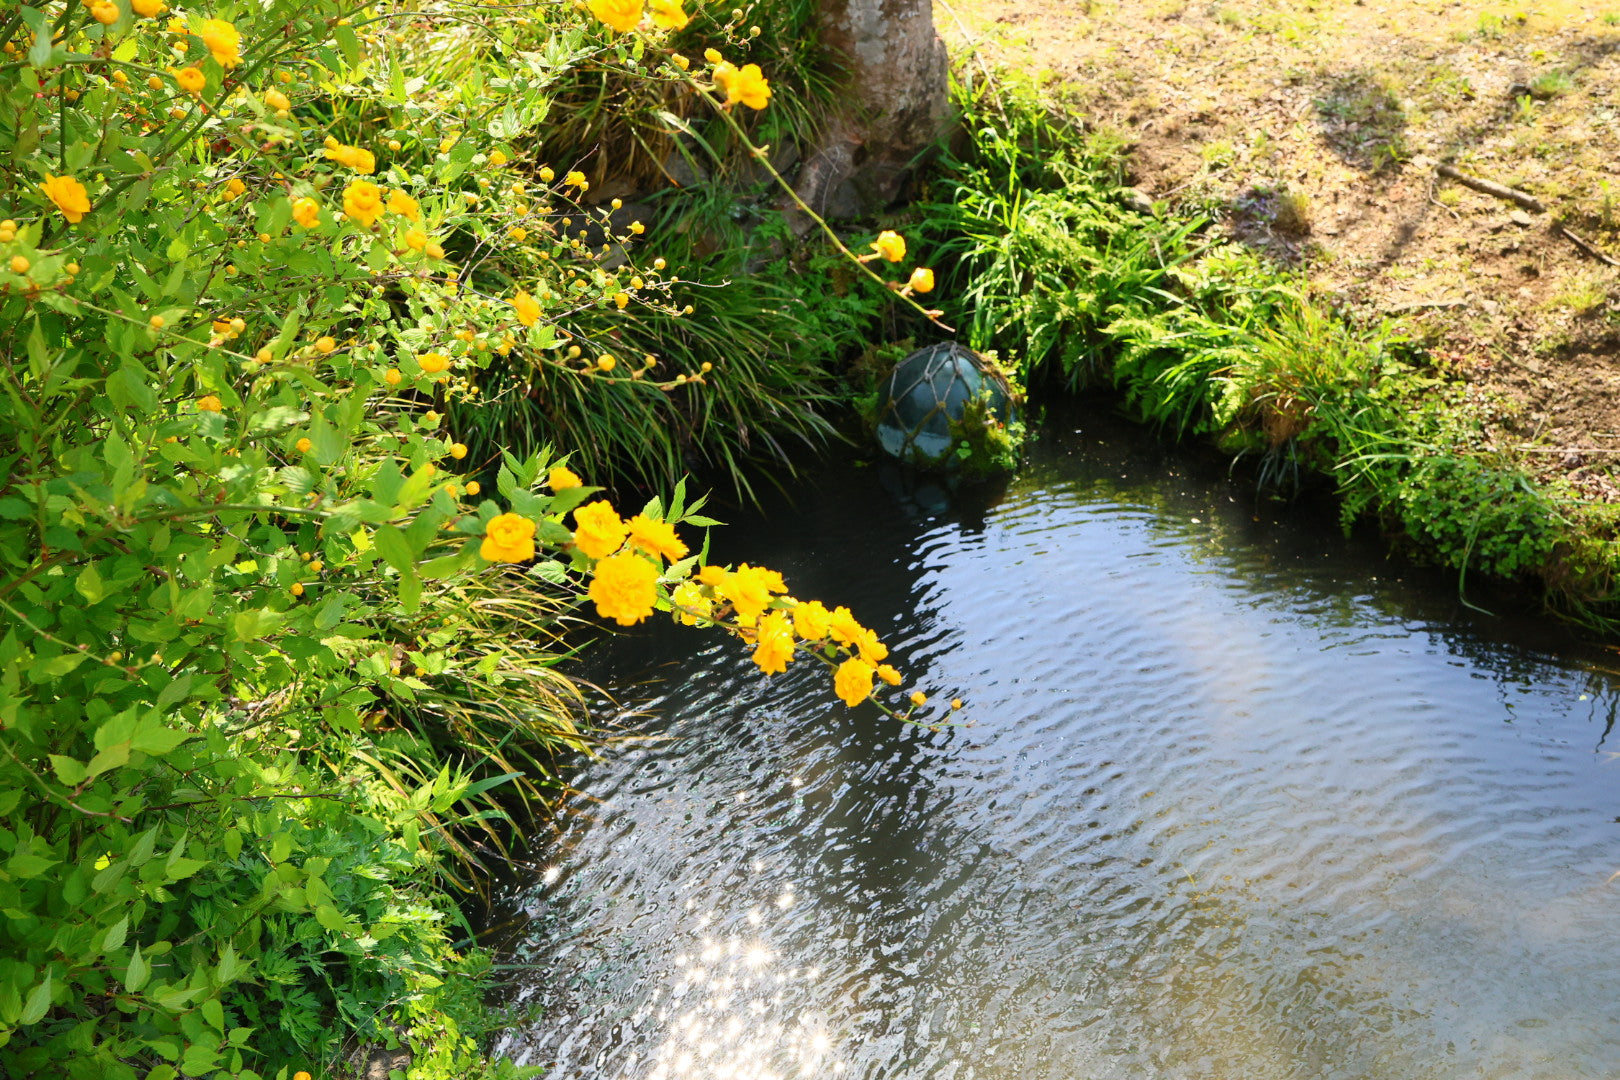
[487,410,1620,1080]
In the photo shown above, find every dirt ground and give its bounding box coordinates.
[936,0,1620,499]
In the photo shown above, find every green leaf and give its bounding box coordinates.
[232,608,285,641]
[7,852,57,879]
[201,996,224,1031]
[19,969,51,1026]
[131,716,190,756]
[372,525,413,574]
[124,945,149,992]
[48,754,87,786]
[102,916,128,955]
[85,741,130,778]
[314,904,348,933]
[75,561,105,603]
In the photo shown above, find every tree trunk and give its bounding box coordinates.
[794,0,951,220]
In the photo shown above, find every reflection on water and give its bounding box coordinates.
[487,408,1620,1080]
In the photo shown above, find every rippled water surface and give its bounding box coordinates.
[488,413,1620,1080]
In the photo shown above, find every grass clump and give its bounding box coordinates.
[918,73,1620,617]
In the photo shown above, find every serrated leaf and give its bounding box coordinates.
[48,755,87,786]
[19,969,51,1026]
[124,945,149,992]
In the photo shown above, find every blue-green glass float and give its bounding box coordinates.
[874,342,1023,475]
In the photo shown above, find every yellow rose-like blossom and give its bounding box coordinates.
[91,1,119,25]
[834,658,875,707]
[597,355,617,372]
[648,0,689,30]
[194,18,242,67]
[791,599,832,641]
[876,663,902,686]
[613,291,630,309]
[671,579,712,625]
[418,352,449,374]
[405,228,427,251]
[564,170,589,190]
[131,0,164,16]
[292,197,321,228]
[627,514,688,563]
[509,227,528,242]
[481,513,536,563]
[910,690,927,706]
[827,605,863,647]
[572,500,628,559]
[314,336,336,354]
[704,47,723,64]
[539,166,555,183]
[326,144,376,175]
[224,178,246,199]
[714,62,771,110]
[872,230,905,263]
[387,189,419,220]
[490,150,508,166]
[588,0,642,33]
[909,267,935,294]
[450,442,468,459]
[719,563,784,626]
[466,481,481,496]
[590,552,659,626]
[176,67,206,94]
[752,610,795,675]
[196,395,223,413]
[548,465,582,491]
[854,626,889,665]
[9,256,28,274]
[697,564,728,586]
[264,87,291,112]
[295,437,312,453]
[42,175,91,224]
[510,292,541,327]
[343,180,383,228]
[425,241,445,259]
[290,582,304,597]
[670,53,691,71]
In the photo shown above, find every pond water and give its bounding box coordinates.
[485,408,1620,1080]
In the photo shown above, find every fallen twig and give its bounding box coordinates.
[1554,223,1620,267]
[1436,163,1544,213]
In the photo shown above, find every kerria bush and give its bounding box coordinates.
[0,0,938,1076]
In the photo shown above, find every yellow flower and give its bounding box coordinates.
[752,610,795,675]
[613,291,630,309]
[539,166,555,183]
[648,0,689,30]
[909,690,927,706]
[481,513,536,562]
[697,564,728,587]
[876,663,902,686]
[314,336,336,354]
[714,62,771,110]
[671,579,712,625]
[9,256,28,275]
[490,150,508,166]
[196,395,223,413]
[292,196,321,228]
[719,563,784,626]
[564,170,589,190]
[425,241,444,259]
[827,605,863,646]
[854,626,889,665]
[325,143,376,174]
[509,227,528,242]
[175,67,205,94]
[264,87,291,112]
[194,18,242,67]
[590,552,659,626]
[450,442,468,460]
[627,514,688,563]
[670,52,690,71]
[872,230,905,263]
[295,437,312,453]
[131,0,164,16]
[588,0,642,33]
[418,352,449,374]
[42,175,91,224]
[91,1,119,25]
[791,599,832,641]
[597,354,617,372]
[547,465,582,491]
[704,47,723,64]
[510,291,541,327]
[908,267,935,293]
[290,582,304,597]
[466,481,481,496]
[834,658,875,707]
[387,188,419,220]
[405,228,427,251]
[343,180,383,228]
[572,500,628,559]
[224,177,246,199]
[384,368,402,385]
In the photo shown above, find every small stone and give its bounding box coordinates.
[1509,209,1533,227]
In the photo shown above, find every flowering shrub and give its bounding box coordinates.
[0,0,939,1075]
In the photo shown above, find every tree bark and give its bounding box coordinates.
[794,0,951,220]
